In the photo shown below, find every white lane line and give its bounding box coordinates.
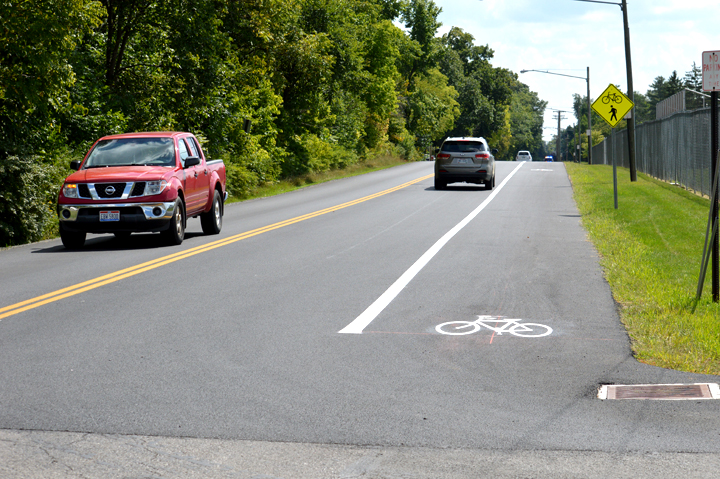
[339,162,525,334]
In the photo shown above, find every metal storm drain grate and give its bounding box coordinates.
[598,383,720,400]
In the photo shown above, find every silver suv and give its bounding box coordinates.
[434,137,496,190]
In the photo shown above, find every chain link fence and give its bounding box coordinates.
[591,106,720,198]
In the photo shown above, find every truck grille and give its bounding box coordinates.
[95,183,126,199]
[130,182,146,196]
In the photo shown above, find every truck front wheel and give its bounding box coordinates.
[59,223,86,249]
[162,200,185,246]
[200,190,223,235]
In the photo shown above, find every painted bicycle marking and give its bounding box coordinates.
[436,315,552,337]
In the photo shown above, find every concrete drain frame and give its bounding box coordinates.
[598,383,720,400]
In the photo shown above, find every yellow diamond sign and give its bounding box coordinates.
[592,84,634,128]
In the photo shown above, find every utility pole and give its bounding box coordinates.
[552,109,568,161]
[621,0,637,181]
[557,115,561,161]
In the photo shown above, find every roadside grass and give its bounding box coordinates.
[565,163,720,375]
[226,154,415,204]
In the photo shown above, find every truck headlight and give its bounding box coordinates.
[63,184,79,198]
[144,180,168,196]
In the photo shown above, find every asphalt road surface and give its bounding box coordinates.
[1,161,720,478]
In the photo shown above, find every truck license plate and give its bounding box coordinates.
[456,158,470,164]
[99,210,120,221]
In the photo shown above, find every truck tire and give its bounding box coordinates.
[200,190,223,235]
[162,199,185,245]
[59,223,86,249]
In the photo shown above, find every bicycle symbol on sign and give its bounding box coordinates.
[436,315,552,337]
[601,92,623,104]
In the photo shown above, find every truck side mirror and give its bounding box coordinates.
[70,160,81,170]
[491,149,498,155]
[184,156,201,168]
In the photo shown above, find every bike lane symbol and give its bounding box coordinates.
[436,315,552,338]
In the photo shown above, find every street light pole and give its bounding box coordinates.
[520,69,591,163]
[587,66,592,165]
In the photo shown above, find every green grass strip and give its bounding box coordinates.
[566,163,720,375]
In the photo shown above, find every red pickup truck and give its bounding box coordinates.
[57,132,226,248]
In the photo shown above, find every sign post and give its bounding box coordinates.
[592,84,634,210]
[696,51,720,304]
[703,51,719,302]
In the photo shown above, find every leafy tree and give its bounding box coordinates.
[401,0,442,82]
[0,0,102,156]
[0,0,102,245]
[508,80,546,160]
[405,68,459,148]
[438,28,512,147]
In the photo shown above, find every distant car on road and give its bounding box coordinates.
[515,151,532,162]
[434,137,496,190]
[545,156,554,162]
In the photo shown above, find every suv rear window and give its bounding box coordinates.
[441,141,486,153]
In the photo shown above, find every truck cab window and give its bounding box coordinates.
[186,137,199,158]
[178,139,190,167]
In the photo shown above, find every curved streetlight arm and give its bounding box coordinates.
[573,0,622,8]
[520,69,586,81]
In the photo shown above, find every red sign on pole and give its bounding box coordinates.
[703,51,720,92]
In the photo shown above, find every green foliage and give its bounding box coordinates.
[507,79,546,160]
[405,68,459,148]
[0,0,103,156]
[0,154,69,246]
[437,27,516,151]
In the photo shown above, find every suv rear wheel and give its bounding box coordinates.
[484,176,495,190]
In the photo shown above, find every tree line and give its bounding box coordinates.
[0,0,546,247]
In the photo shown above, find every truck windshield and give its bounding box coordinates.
[84,138,175,167]
[441,141,486,153]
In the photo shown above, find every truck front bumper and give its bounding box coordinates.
[57,201,177,233]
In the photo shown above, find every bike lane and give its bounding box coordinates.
[338,162,720,453]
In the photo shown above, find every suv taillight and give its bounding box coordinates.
[475,153,490,161]
[437,153,451,159]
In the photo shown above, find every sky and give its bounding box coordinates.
[431,0,719,141]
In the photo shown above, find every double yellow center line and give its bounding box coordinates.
[0,173,433,320]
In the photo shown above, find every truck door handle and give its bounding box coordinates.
[194,171,198,178]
